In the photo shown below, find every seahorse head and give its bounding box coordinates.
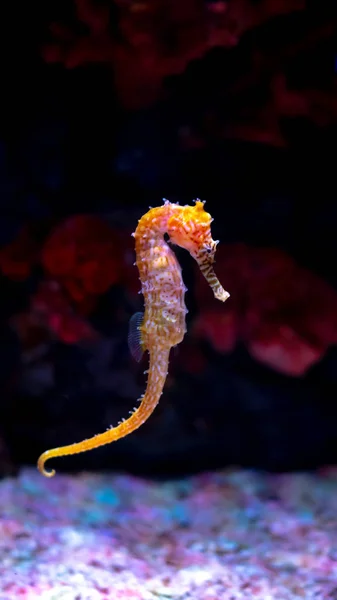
[167,199,229,302]
[167,200,216,260]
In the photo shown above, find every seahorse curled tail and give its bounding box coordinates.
[37,347,170,477]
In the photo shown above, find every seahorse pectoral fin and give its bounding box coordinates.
[128,311,146,362]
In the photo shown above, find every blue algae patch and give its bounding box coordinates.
[93,486,120,508]
[217,538,238,552]
[172,503,191,527]
[19,471,45,495]
[298,508,314,524]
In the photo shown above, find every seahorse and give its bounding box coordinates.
[37,199,229,477]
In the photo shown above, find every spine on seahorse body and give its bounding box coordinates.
[37,347,170,477]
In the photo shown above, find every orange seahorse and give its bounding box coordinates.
[37,199,229,477]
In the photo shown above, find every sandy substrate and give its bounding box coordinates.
[1,467,337,599]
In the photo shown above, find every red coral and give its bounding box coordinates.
[43,0,305,109]
[227,73,337,146]
[194,244,337,376]
[193,309,238,354]
[246,323,324,377]
[1,216,138,346]
[42,215,121,307]
[0,226,39,281]
[31,280,99,344]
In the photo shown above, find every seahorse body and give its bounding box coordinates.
[37,199,229,477]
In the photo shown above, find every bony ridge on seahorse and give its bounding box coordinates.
[37,199,229,477]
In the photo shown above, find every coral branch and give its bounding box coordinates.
[43,0,306,108]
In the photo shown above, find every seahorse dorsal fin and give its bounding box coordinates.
[128,312,145,362]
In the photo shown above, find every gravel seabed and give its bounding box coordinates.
[1,467,337,599]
